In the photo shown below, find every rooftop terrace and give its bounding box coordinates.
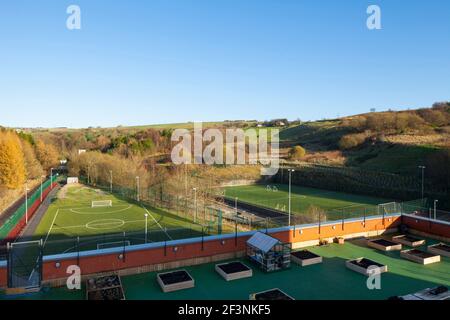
[2,236,449,300]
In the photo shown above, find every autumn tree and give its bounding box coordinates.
[21,140,44,179]
[0,130,26,189]
[35,140,59,172]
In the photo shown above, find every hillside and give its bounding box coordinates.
[281,103,450,175]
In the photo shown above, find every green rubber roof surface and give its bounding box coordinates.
[2,236,449,300]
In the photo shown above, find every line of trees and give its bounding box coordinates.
[0,128,59,190]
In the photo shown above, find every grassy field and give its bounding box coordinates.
[33,185,209,255]
[225,184,393,218]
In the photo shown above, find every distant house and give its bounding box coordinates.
[263,119,288,127]
[67,177,79,184]
[78,149,86,155]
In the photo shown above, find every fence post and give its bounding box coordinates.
[76,236,80,266]
[235,218,238,246]
[318,212,321,235]
[121,232,126,263]
[341,208,345,231]
[201,227,204,251]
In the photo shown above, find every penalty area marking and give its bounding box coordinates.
[44,209,60,247]
[141,205,173,240]
[51,218,152,231]
[68,204,132,215]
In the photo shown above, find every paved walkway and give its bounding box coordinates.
[16,185,61,242]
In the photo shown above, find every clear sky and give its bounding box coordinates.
[1,0,449,128]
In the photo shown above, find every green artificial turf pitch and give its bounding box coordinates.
[32,185,205,255]
[225,184,394,219]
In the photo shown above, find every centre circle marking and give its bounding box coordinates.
[86,219,125,230]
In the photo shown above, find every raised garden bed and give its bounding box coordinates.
[291,250,323,267]
[400,249,441,265]
[367,239,402,251]
[86,274,125,300]
[249,288,294,300]
[345,258,388,276]
[427,243,450,258]
[392,235,425,247]
[215,261,253,281]
[157,270,195,293]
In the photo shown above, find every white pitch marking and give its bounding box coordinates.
[68,204,132,215]
[44,209,59,247]
[141,205,173,240]
[51,219,148,230]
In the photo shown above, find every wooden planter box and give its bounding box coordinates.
[157,270,195,293]
[291,250,323,267]
[400,249,441,265]
[249,288,294,300]
[392,235,425,247]
[215,261,253,281]
[367,239,402,252]
[346,258,388,276]
[427,243,450,258]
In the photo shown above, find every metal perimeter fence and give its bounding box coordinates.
[1,176,448,260]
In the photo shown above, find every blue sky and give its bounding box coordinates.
[1,0,449,128]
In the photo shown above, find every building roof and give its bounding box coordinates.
[247,232,280,253]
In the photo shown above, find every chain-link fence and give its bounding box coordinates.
[400,198,450,222]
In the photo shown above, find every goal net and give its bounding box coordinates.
[377,202,399,215]
[92,200,113,208]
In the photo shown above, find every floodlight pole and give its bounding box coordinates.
[193,188,197,223]
[418,166,425,202]
[25,182,29,225]
[40,176,43,202]
[50,168,54,189]
[136,176,140,202]
[288,169,294,226]
[434,200,438,220]
[144,213,148,243]
[110,170,113,193]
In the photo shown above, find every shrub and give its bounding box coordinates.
[289,145,306,160]
[338,132,368,150]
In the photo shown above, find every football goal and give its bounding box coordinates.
[91,200,113,208]
[378,202,400,215]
